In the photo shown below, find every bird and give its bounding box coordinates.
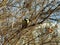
[22,18,30,29]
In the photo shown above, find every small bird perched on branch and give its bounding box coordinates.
[22,18,30,29]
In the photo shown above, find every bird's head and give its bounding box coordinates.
[24,18,30,24]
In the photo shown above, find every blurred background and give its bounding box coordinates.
[0,0,60,45]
